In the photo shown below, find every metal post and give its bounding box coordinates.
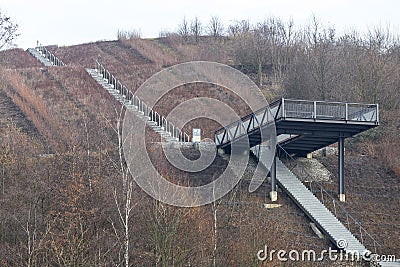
[376,103,379,124]
[313,101,317,119]
[338,136,345,202]
[270,153,277,201]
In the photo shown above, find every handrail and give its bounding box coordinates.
[275,144,382,254]
[36,41,65,66]
[95,60,190,142]
[282,97,378,106]
[280,98,378,122]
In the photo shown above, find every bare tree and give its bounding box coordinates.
[211,185,222,267]
[107,106,137,267]
[260,17,296,83]
[304,16,337,100]
[230,18,287,86]
[229,21,263,82]
[249,25,269,86]
[178,17,190,43]
[208,16,224,40]
[0,11,19,50]
[283,16,337,100]
[191,17,202,43]
[356,27,396,103]
[228,20,250,39]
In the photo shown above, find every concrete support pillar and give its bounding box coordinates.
[270,154,277,202]
[338,136,345,202]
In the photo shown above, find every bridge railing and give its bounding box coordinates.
[277,98,378,123]
[95,60,190,142]
[276,144,382,255]
[214,105,276,147]
[36,41,65,66]
[214,98,378,148]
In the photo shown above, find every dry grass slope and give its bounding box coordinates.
[0,39,398,266]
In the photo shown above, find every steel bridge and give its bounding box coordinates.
[214,98,385,262]
[215,97,378,201]
[215,98,378,155]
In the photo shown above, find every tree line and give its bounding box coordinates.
[168,16,399,109]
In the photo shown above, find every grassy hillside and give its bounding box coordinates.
[0,35,399,266]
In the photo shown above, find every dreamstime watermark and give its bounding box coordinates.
[122,61,277,207]
[257,239,397,263]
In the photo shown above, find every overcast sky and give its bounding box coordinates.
[1,0,400,49]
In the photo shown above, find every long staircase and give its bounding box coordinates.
[275,159,366,252]
[85,61,190,143]
[254,145,366,252]
[255,146,399,266]
[27,42,65,67]
[26,45,189,142]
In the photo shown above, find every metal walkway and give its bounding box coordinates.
[85,62,190,143]
[215,98,379,156]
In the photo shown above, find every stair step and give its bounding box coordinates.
[253,149,367,254]
[27,48,63,66]
[85,68,187,143]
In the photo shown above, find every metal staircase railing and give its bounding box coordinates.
[36,41,65,66]
[273,144,382,254]
[94,60,190,142]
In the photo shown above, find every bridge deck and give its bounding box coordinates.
[215,98,378,156]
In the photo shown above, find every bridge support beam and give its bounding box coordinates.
[270,154,278,202]
[338,136,345,202]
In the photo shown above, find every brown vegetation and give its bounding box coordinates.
[0,15,399,266]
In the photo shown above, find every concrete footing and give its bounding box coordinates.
[339,194,346,202]
[270,191,278,202]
